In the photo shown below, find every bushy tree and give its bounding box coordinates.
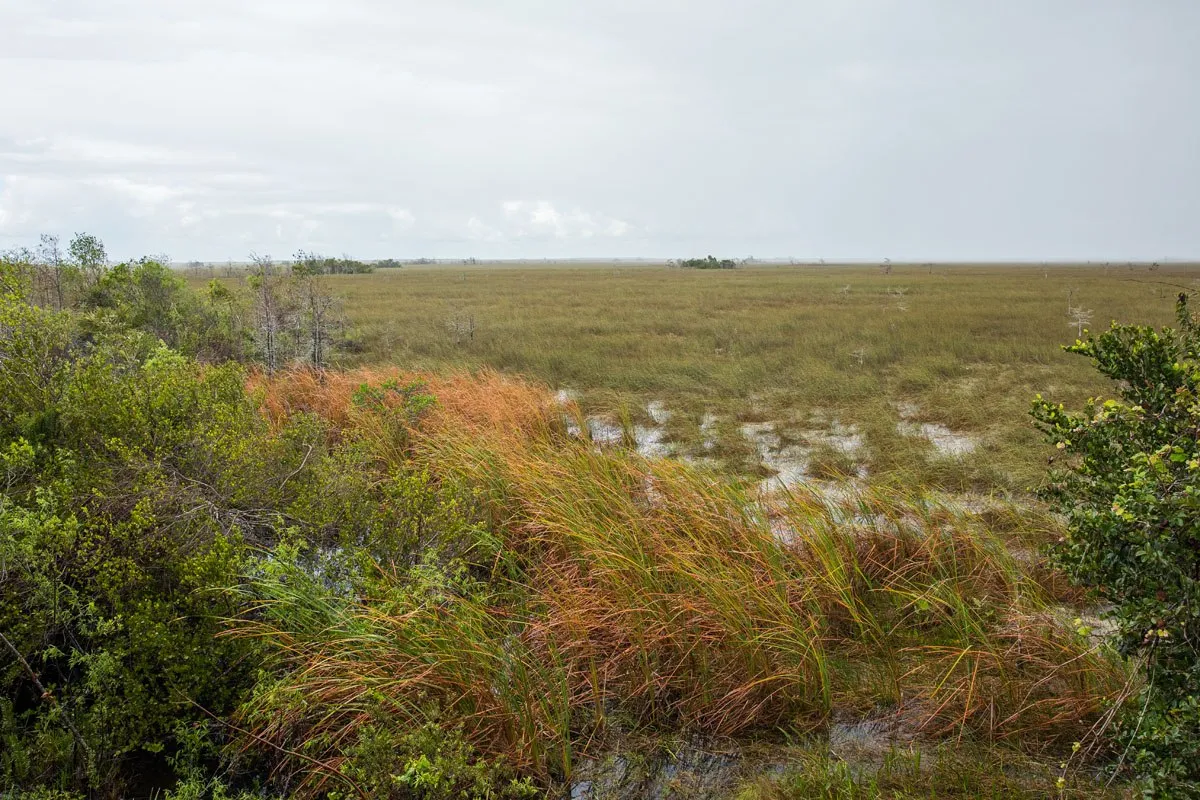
[1033,293,1200,793]
[66,232,107,287]
[675,255,740,270]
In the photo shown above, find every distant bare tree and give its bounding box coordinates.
[446,310,477,345]
[246,253,287,373]
[36,234,68,310]
[293,266,341,369]
[243,253,343,371]
[1067,306,1094,338]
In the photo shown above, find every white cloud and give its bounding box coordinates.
[388,208,416,228]
[500,201,633,240]
[87,177,185,216]
[465,216,504,242]
[0,175,81,235]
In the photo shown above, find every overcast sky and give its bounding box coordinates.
[1,1,1197,262]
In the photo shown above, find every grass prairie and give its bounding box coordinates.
[239,262,1200,494]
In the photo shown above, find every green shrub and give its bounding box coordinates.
[1033,293,1200,793]
[334,721,540,800]
[0,315,273,791]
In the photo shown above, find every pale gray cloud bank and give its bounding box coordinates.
[1,1,1197,260]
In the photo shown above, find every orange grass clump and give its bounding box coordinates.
[249,366,558,439]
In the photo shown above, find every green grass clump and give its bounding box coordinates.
[739,744,1124,799]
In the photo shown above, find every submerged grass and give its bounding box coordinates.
[232,368,1134,795]
[739,742,1127,799]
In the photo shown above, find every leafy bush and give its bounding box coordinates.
[331,720,539,800]
[1033,293,1200,793]
[0,300,281,791]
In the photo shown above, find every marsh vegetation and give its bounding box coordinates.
[4,247,1198,798]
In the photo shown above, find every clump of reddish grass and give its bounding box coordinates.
[416,430,834,732]
[249,366,557,440]
[250,366,376,430]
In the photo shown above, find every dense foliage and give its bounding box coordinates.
[3,234,350,370]
[1034,293,1200,794]
[0,261,262,791]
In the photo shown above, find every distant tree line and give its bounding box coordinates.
[669,255,741,270]
[292,250,374,274]
[183,256,488,273]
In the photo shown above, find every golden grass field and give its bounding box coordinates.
[272,262,1200,494]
